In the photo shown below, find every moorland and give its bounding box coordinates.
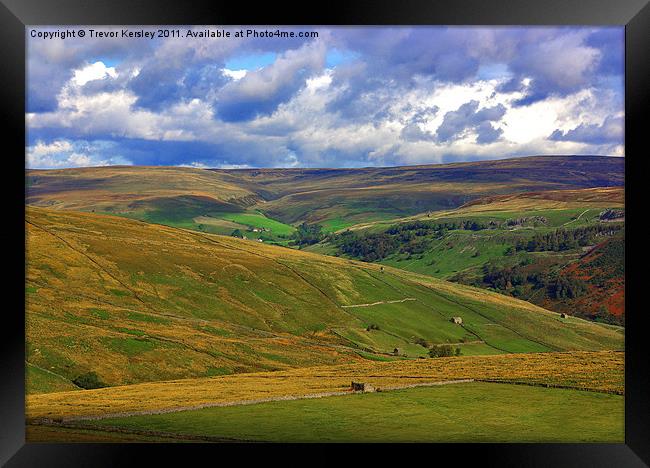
[25,155,625,442]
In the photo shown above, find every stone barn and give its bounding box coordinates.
[351,381,376,393]
[451,316,463,324]
[560,313,568,318]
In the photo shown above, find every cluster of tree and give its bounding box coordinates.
[414,337,430,348]
[514,225,623,252]
[505,216,547,227]
[291,222,325,246]
[482,262,588,300]
[72,371,106,390]
[594,305,624,326]
[337,232,400,262]
[231,229,245,238]
[428,344,461,358]
[599,209,624,221]
[545,275,589,299]
[334,218,498,262]
[385,219,494,236]
[482,263,527,290]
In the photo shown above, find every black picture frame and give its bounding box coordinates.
[2,0,647,465]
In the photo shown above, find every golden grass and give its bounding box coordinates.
[26,351,623,421]
[27,166,257,210]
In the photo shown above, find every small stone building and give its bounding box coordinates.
[351,381,376,393]
[560,313,568,318]
[451,316,463,324]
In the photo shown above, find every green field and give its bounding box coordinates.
[210,211,296,236]
[116,207,296,244]
[88,382,624,442]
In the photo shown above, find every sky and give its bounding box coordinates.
[26,26,624,169]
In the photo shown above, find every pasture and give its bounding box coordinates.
[84,382,623,443]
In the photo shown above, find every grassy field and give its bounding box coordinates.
[26,207,623,392]
[79,382,623,443]
[26,350,623,422]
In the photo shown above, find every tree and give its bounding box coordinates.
[292,222,324,246]
[429,344,454,358]
[72,371,106,390]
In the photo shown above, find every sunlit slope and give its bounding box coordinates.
[308,187,624,285]
[309,187,625,323]
[26,208,623,392]
[340,187,625,233]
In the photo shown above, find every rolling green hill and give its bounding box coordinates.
[26,155,624,237]
[26,207,623,394]
[309,187,624,323]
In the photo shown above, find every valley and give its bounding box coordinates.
[25,155,625,443]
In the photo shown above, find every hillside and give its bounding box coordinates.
[26,207,623,394]
[309,187,625,322]
[541,233,625,321]
[26,155,624,236]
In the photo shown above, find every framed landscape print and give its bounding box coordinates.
[2,0,647,465]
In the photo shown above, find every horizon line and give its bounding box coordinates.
[25,153,624,172]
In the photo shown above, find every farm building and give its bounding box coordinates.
[351,381,376,393]
[560,313,568,318]
[451,316,463,324]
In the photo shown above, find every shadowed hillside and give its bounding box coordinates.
[26,156,624,234]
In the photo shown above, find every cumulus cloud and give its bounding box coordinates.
[214,41,326,121]
[26,139,131,168]
[436,101,506,142]
[73,61,118,86]
[26,26,624,168]
[549,115,623,145]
